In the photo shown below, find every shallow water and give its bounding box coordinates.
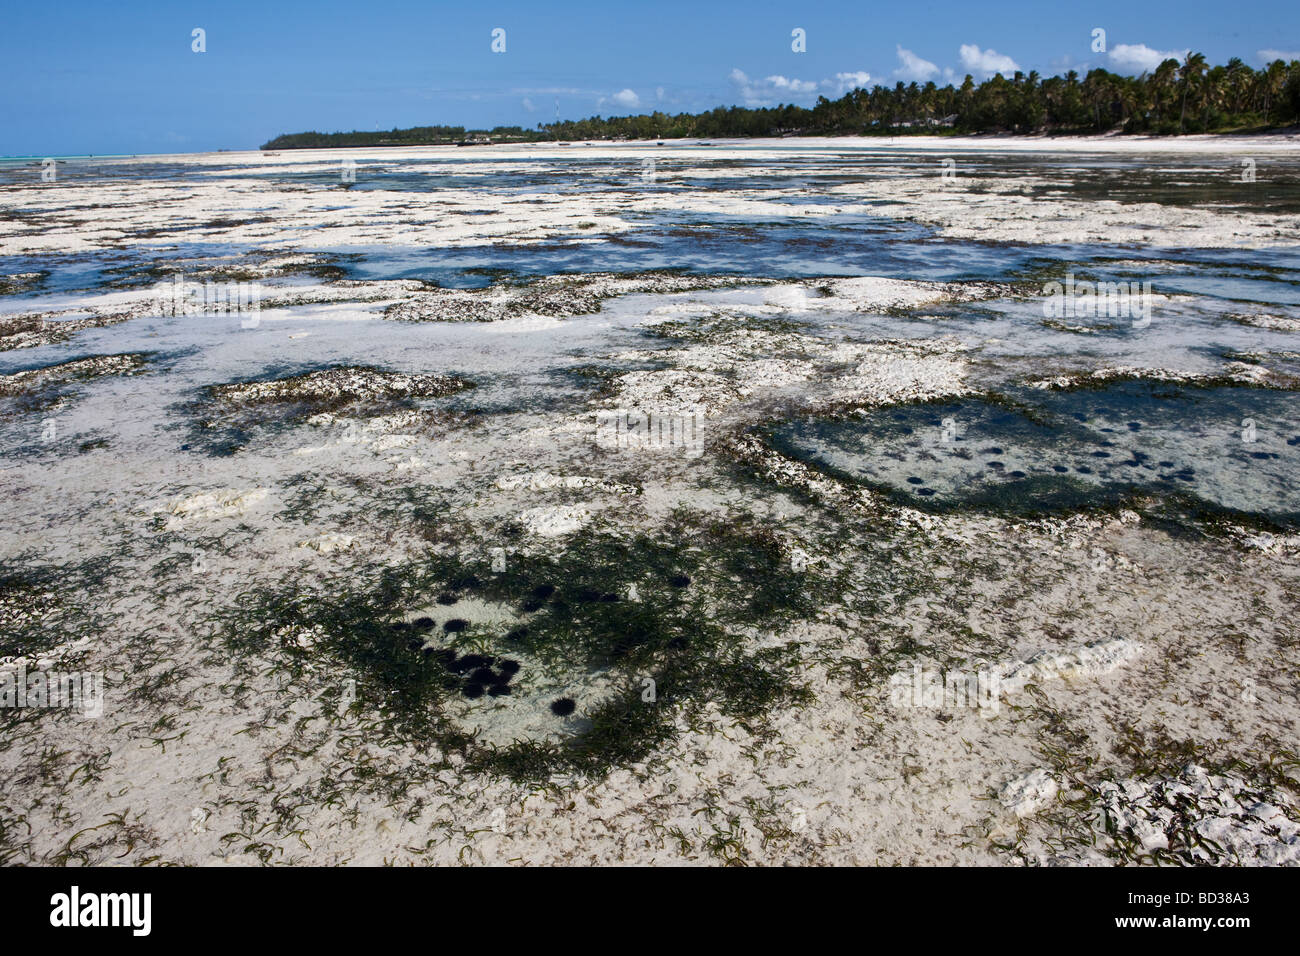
[771,380,1300,526]
[6,145,1300,865]
[5,150,1300,300]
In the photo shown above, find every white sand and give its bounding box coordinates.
[2,141,1299,866]
[6,136,1298,258]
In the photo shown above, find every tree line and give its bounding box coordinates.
[261,54,1300,149]
[261,125,538,149]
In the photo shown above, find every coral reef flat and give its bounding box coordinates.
[2,139,1299,865]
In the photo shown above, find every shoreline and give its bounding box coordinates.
[6,130,1300,164]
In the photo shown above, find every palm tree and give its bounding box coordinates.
[1117,77,1142,128]
[1082,69,1116,130]
[1151,59,1178,125]
[1223,57,1249,113]
[1263,60,1287,117]
[1179,52,1208,132]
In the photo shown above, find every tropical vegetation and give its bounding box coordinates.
[261,54,1300,149]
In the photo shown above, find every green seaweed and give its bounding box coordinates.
[212,515,831,783]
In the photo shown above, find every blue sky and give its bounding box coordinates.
[2,0,1297,156]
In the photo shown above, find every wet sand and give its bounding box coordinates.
[1,138,1298,865]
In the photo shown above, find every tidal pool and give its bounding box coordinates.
[771,379,1300,527]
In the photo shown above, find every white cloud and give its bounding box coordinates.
[822,71,873,96]
[1108,43,1189,74]
[770,75,817,94]
[729,68,818,106]
[893,46,939,82]
[610,88,641,109]
[958,44,1020,78]
[656,86,666,102]
[521,97,536,112]
[1258,49,1300,64]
